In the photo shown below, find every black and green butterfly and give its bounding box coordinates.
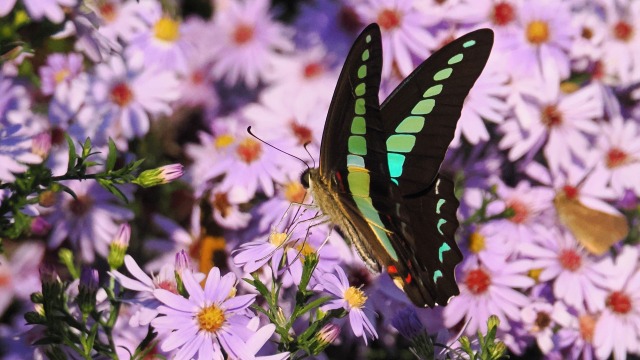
[301,24,493,307]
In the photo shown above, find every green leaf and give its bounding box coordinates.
[105,138,117,172]
[82,137,92,158]
[64,134,77,174]
[57,183,78,200]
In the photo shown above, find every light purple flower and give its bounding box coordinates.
[0,74,31,126]
[0,242,44,316]
[45,180,134,262]
[151,267,257,360]
[520,300,573,354]
[88,0,154,43]
[443,260,535,335]
[92,55,179,140]
[593,246,640,360]
[0,125,42,183]
[321,266,377,344]
[1,0,77,23]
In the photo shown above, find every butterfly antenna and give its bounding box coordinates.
[247,126,310,170]
[303,142,316,169]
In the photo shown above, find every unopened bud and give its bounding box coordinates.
[133,164,184,188]
[30,216,51,236]
[108,223,130,269]
[32,132,52,159]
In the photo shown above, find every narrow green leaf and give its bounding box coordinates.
[82,137,92,158]
[106,138,117,172]
[64,134,77,173]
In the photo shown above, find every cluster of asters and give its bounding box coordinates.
[1,0,640,359]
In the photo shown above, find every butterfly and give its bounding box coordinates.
[301,23,494,307]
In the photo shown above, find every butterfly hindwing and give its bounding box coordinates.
[381,29,494,196]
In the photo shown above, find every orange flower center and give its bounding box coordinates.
[492,2,516,26]
[236,138,262,163]
[579,314,596,342]
[507,200,529,224]
[561,185,578,200]
[233,23,255,45]
[534,311,551,331]
[69,195,93,216]
[606,147,628,168]
[99,3,117,22]
[197,305,226,333]
[468,232,485,253]
[291,122,313,145]
[526,20,550,45]
[110,82,133,107]
[606,291,632,314]
[213,192,231,218]
[303,62,323,79]
[541,105,562,128]
[377,9,401,30]
[284,181,306,203]
[613,21,633,42]
[558,249,581,271]
[465,268,491,294]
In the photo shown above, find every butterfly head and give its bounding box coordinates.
[300,168,311,189]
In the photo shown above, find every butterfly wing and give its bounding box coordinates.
[380,29,494,305]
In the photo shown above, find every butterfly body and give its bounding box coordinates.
[304,24,493,307]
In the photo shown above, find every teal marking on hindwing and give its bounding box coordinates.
[433,68,453,81]
[387,153,406,178]
[436,199,445,214]
[347,154,365,168]
[438,243,451,263]
[448,53,463,65]
[463,40,476,48]
[433,270,443,283]
[437,219,447,235]
[395,116,425,133]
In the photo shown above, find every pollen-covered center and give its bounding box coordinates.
[534,311,551,331]
[290,122,313,145]
[558,249,581,271]
[303,62,323,79]
[156,280,177,294]
[528,268,542,282]
[613,21,633,42]
[579,314,595,342]
[465,268,491,294]
[541,105,562,128]
[233,23,255,45]
[606,147,628,168]
[507,199,529,224]
[197,304,226,333]
[344,286,367,309]
[110,82,134,107]
[296,242,316,258]
[526,20,550,45]
[213,192,231,218]
[154,16,181,42]
[561,185,578,200]
[269,232,287,247]
[468,232,486,253]
[236,138,262,163]
[606,291,632,314]
[69,195,93,216]
[215,134,235,148]
[54,69,71,84]
[377,9,401,30]
[99,3,117,22]
[284,181,306,203]
[492,1,516,26]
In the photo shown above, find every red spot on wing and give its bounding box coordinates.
[404,273,412,284]
[387,265,398,274]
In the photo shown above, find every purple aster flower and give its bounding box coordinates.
[443,260,535,335]
[502,0,575,80]
[91,55,179,140]
[356,0,434,78]
[520,227,611,312]
[144,213,199,272]
[2,0,78,23]
[0,242,44,316]
[592,117,640,195]
[321,266,377,344]
[53,11,122,62]
[151,267,257,360]
[600,2,640,84]
[39,53,84,97]
[88,0,154,43]
[0,125,42,183]
[209,0,293,88]
[462,223,512,271]
[0,74,31,126]
[520,300,573,354]
[255,179,310,232]
[556,309,598,360]
[233,230,291,274]
[593,246,640,360]
[45,180,134,262]
[570,10,606,72]
[126,8,192,75]
[208,190,252,230]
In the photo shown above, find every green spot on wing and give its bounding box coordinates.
[448,53,463,65]
[347,154,365,168]
[387,153,405,178]
[436,199,445,214]
[391,178,398,185]
[355,98,366,115]
[366,35,372,43]
[355,83,366,96]
[433,68,453,81]
[358,65,367,79]
[348,135,367,155]
[348,171,369,198]
[437,218,447,235]
[438,243,451,263]
[411,99,435,115]
[422,84,443,98]
[362,49,369,61]
[463,40,476,48]
[433,270,443,283]
[386,134,416,153]
[395,116,425,133]
[352,196,398,261]
[351,116,366,134]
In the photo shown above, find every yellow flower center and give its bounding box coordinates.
[269,232,288,247]
[54,69,71,84]
[344,286,367,309]
[296,242,315,257]
[197,305,225,333]
[526,20,550,45]
[215,134,234,148]
[154,16,180,43]
[528,268,543,282]
[560,81,579,94]
[284,181,306,203]
[468,232,485,253]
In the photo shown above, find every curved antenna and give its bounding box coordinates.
[247,126,310,169]
[303,142,316,169]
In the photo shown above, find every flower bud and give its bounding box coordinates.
[38,190,57,207]
[78,267,99,315]
[32,132,52,159]
[317,323,340,345]
[30,216,51,236]
[133,164,184,188]
[108,223,130,269]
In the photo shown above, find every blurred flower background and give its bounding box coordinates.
[1,0,640,359]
